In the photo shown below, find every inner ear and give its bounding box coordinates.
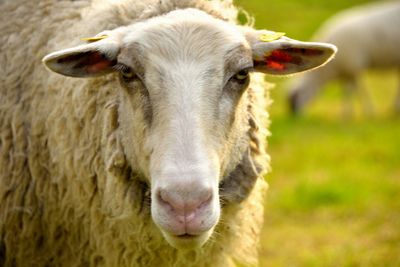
[255,47,326,74]
[43,38,121,78]
[246,29,337,76]
[48,50,117,77]
[60,51,116,74]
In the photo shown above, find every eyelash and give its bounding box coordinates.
[115,64,136,81]
[230,68,251,85]
[113,63,128,72]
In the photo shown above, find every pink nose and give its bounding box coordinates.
[157,187,213,226]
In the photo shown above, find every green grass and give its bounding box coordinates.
[234,0,400,266]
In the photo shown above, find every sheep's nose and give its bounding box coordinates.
[157,187,213,223]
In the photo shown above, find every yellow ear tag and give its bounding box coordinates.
[81,35,109,43]
[259,32,286,42]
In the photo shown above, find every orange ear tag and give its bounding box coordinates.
[259,32,285,42]
[81,35,109,43]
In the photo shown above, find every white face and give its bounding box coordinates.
[43,8,336,249]
[117,10,253,248]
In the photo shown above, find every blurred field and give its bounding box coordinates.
[234,0,400,266]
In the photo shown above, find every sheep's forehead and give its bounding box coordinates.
[122,9,249,65]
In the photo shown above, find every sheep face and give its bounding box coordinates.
[43,9,336,249]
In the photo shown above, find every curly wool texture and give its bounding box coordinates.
[0,0,271,266]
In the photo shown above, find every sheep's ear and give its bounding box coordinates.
[42,38,120,77]
[246,30,337,75]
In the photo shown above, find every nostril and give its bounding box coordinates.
[158,189,168,204]
[197,190,212,208]
[186,189,213,214]
[156,187,214,216]
[157,189,176,212]
[158,189,190,214]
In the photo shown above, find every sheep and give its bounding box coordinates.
[0,0,336,266]
[288,1,400,116]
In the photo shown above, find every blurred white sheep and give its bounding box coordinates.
[289,1,400,116]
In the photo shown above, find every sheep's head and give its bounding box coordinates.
[43,9,336,249]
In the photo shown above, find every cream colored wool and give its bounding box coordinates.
[0,0,270,266]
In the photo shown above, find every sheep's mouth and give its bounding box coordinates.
[162,230,212,249]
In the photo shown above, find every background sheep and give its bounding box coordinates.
[0,0,335,266]
[288,1,400,116]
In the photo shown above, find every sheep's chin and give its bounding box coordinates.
[161,229,213,249]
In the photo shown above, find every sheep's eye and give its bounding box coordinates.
[121,66,135,80]
[234,69,249,81]
[227,68,250,89]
